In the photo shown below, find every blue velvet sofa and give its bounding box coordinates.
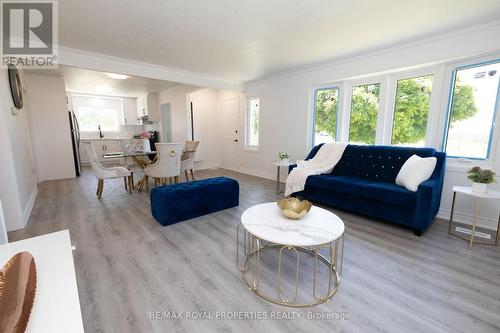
[290,144,446,235]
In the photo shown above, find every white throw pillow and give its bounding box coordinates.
[395,154,437,192]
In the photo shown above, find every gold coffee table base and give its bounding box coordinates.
[236,223,344,307]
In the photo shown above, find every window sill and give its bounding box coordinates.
[244,147,259,153]
[446,159,494,173]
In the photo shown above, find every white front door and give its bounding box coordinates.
[221,98,240,171]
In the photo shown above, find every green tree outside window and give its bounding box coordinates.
[314,78,477,146]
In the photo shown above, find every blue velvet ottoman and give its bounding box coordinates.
[150,177,239,226]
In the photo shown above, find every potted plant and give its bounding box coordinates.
[278,152,290,164]
[467,167,496,193]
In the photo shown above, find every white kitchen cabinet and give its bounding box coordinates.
[66,93,73,111]
[100,140,120,153]
[136,93,159,122]
[79,141,90,164]
[122,97,142,125]
[80,140,121,165]
[137,94,146,118]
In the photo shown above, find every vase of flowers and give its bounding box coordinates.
[467,167,496,193]
[278,152,290,164]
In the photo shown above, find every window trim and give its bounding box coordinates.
[389,73,435,147]
[245,96,260,151]
[346,79,384,145]
[312,86,341,147]
[308,52,500,165]
[441,58,500,160]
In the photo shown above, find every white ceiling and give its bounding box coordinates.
[59,0,500,82]
[26,66,179,97]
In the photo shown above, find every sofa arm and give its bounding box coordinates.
[288,164,297,174]
[413,179,441,230]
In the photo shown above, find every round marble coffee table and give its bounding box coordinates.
[237,202,345,307]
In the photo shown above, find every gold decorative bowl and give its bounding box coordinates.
[277,198,312,220]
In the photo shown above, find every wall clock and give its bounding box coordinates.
[8,65,24,109]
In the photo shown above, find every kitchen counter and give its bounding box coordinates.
[79,138,145,165]
[80,138,140,141]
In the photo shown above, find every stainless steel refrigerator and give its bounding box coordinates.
[68,111,82,177]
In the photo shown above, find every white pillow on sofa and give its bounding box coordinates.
[395,154,437,192]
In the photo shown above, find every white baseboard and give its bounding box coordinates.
[194,161,220,171]
[23,185,38,226]
[437,208,498,231]
[237,167,276,181]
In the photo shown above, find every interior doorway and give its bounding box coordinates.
[160,103,172,142]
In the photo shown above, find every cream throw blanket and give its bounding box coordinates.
[285,142,348,197]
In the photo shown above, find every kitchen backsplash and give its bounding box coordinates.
[144,123,160,132]
[80,124,147,140]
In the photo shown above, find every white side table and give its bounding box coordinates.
[448,186,500,249]
[273,161,293,194]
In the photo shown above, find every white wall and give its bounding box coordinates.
[242,22,500,229]
[0,69,38,232]
[0,201,8,244]
[187,88,222,170]
[157,85,223,170]
[158,84,199,142]
[25,74,76,182]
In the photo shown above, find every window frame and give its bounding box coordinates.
[312,86,341,146]
[441,58,500,161]
[71,93,123,134]
[308,53,500,168]
[387,71,436,147]
[245,96,260,151]
[345,78,385,145]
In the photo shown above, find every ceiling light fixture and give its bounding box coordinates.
[105,73,129,80]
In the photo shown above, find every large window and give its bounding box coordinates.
[313,88,339,145]
[73,95,122,132]
[246,97,260,149]
[391,75,433,147]
[444,61,500,159]
[349,83,381,144]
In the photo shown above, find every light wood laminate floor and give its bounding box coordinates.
[8,168,500,333]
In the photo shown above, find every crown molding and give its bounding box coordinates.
[58,46,243,91]
[245,18,500,85]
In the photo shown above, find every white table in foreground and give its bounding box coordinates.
[0,230,84,333]
[449,186,500,249]
[273,161,294,194]
[237,202,345,307]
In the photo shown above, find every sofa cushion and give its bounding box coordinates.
[332,145,436,182]
[363,182,417,208]
[322,175,376,196]
[305,175,324,188]
[396,154,437,191]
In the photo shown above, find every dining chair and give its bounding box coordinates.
[87,142,133,199]
[143,143,184,192]
[180,141,200,181]
[117,139,145,189]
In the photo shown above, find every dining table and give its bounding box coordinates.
[101,150,157,191]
